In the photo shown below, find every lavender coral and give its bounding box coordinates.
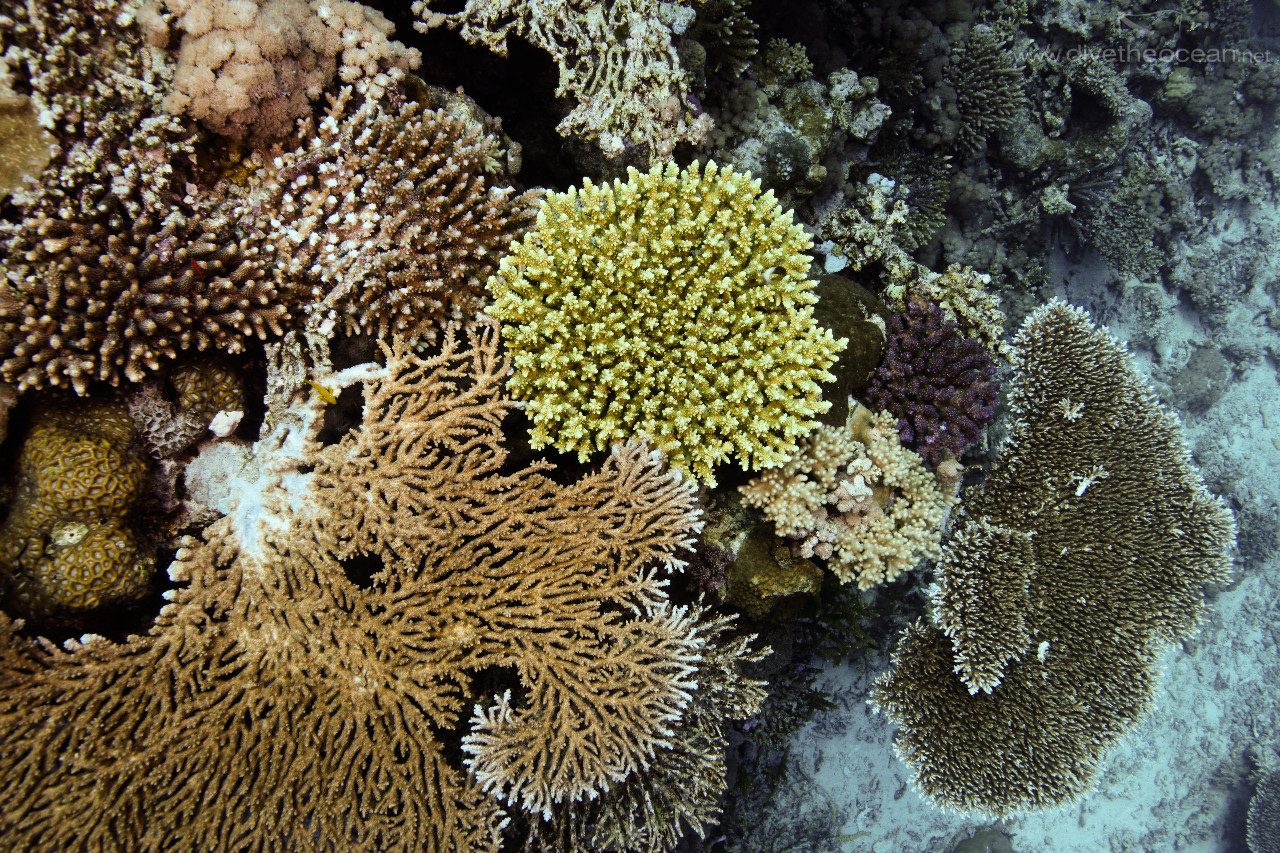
[864,296,999,464]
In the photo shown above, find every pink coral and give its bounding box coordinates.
[162,0,420,143]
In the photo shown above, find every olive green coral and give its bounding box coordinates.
[488,161,846,484]
[0,399,152,614]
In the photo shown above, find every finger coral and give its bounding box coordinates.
[864,295,999,465]
[871,300,1236,816]
[0,322,764,852]
[161,0,421,144]
[233,88,540,342]
[740,402,955,589]
[488,160,846,485]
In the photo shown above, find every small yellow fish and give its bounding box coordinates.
[305,379,337,404]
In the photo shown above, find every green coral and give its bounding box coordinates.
[0,399,152,615]
[488,161,846,484]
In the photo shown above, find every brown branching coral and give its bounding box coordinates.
[234,88,540,342]
[1,183,288,393]
[0,322,763,852]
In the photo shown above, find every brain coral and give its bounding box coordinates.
[488,161,846,484]
[0,399,152,615]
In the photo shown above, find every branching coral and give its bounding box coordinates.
[0,322,765,852]
[232,88,540,342]
[413,0,713,161]
[740,403,956,590]
[488,160,846,485]
[864,295,999,464]
[871,300,1235,816]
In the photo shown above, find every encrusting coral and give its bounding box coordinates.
[232,87,540,342]
[487,160,846,485]
[0,399,153,616]
[864,295,999,464]
[413,0,714,162]
[740,402,955,590]
[871,300,1235,817]
[0,322,765,852]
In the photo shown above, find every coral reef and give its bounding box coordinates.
[863,295,999,464]
[230,88,539,342]
[414,0,713,162]
[0,399,153,615]
[0,323,765,851]
[160,0,421,143]
[1251,770,1280,853]
[740,403,955,590]
[488,160,846,484]
[943,24,1025,153]
[871,300,1236,816]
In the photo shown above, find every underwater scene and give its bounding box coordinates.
[0,0,1277,851]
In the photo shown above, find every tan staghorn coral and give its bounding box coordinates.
[870,300,1236,817]
[488,160,845,485]
[413,0,713,162]
[1,188,288,393]
[160,0,421,143]
[740,402,955,589]
[0,399,154,615]
[0,322,764,852]
[233,88,539,342]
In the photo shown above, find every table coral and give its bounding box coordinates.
[871,300,1236,817]
[487,160,846,485]
[0,323,765,852]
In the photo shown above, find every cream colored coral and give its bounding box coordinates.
[413,0,710,161]
[489,160,845,485]
[741,402,956,590]
[162,0,420,143]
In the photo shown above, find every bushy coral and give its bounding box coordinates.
[740,403,956,589]
[161,0,421,144]
[0,399,153,615]
[864,296,999,464]
[487,160,846,485]
[232,88,539,342]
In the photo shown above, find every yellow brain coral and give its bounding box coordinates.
[488,161,846,484]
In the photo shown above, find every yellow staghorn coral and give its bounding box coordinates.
[488,160,846,485]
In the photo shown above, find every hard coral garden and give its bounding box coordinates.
[0,0,1247,849]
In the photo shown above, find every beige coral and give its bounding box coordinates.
[414,0,712,161]
[741,402,955,589]
[162,0,421,143]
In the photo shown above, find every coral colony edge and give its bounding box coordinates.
[1,1,1277,852]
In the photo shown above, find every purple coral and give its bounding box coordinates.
[864,297,999,464]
